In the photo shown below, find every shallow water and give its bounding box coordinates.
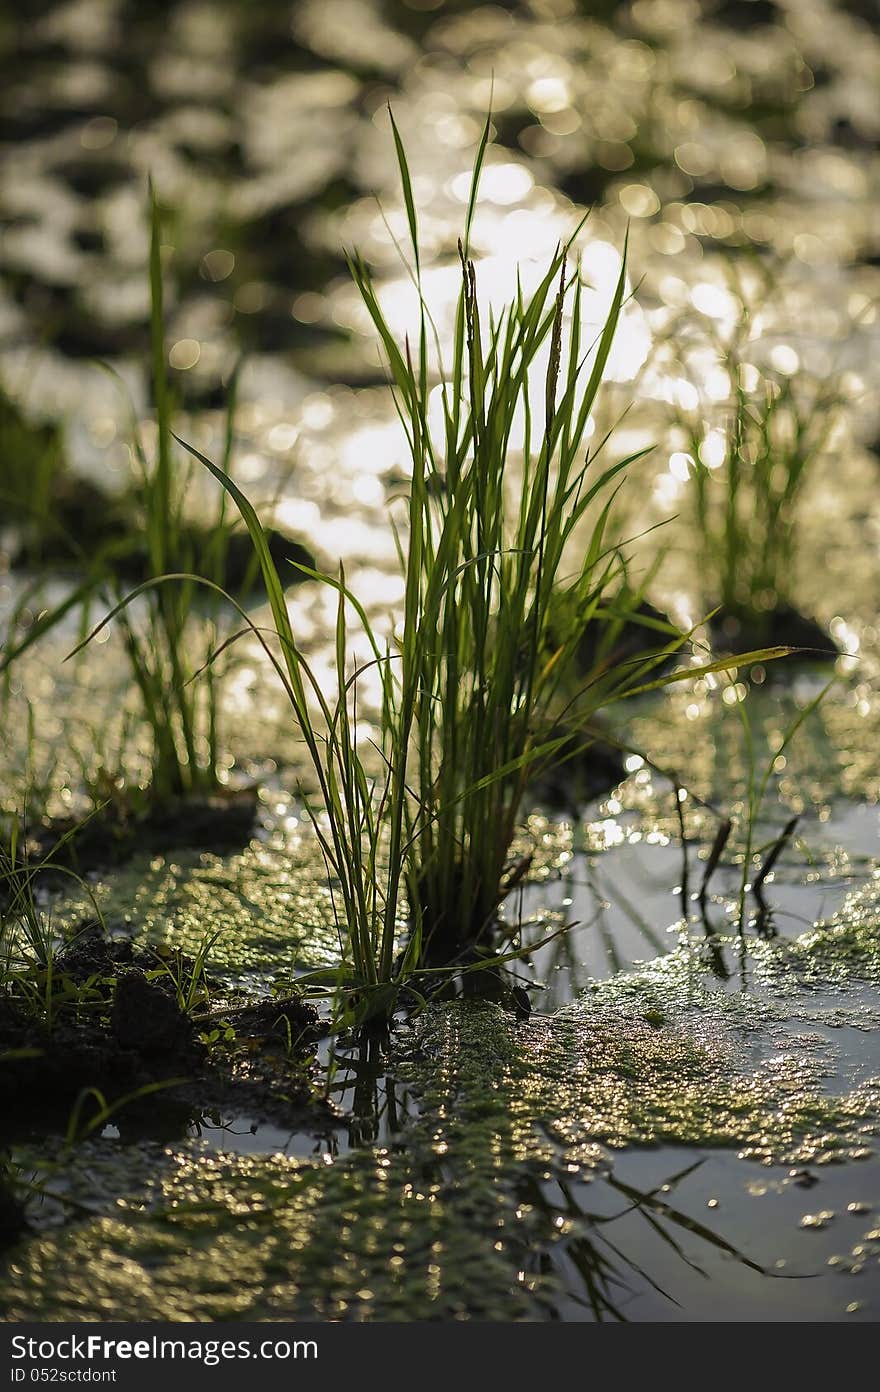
[2,0,880,1323]
[5,866,880,1320]
[6,924,880,1320]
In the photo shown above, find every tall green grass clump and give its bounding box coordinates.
[80,187,244,806]
[675,310,843,645]
[6,189,256,813]
[347,148,656,961]
[177,122,782,1023]
[111,187,212,801]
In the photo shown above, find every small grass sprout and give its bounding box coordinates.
[0,826,107,1033]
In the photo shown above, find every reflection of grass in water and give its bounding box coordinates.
[519,854,671,992]
[0,1144,771,1322]
[518,1161,770,1321]
[622,673,852,837]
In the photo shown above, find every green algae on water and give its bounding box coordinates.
[51,810,343,980]
[7,907,880,1322]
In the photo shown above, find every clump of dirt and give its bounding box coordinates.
[0,926,324,1129]
[110,973,197,1055]
[710,604,839,673]
[7,464,316,596]
[527,726,626,812]
[0,1171,27,1248]
[20,786,260,876]
[574,596,682,679]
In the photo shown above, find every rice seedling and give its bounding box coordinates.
[165,118,784,1026]
[146,927,222,1016]
[54,187,262,815]
[93,188,228,803]
[671,303,844,655]
[0,825,106,1033]
[1,192,242,814]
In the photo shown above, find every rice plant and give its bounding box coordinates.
[170,120,783,1024]
[353,231,653,962]
[672,305,844,647]
[99,190,212,801]
[75,187,247,806]
[1,189,241,810]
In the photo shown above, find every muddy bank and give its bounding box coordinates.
[0,927,326,1150]
[20,787,261,878]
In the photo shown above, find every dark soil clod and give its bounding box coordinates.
[709,604,839,672]
[23,786,260,877]
[111,974,196,1055]
[574,597,682,680]
[9,481,317,596]
[528,729,626,813]
[221,995,321,1047]
[0,927,322,1133]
